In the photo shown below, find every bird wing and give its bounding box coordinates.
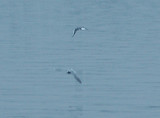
[72,28,81,37]
[72,72,82,84]
[72,29,77,37]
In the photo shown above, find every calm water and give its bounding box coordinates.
[0,0,160,118]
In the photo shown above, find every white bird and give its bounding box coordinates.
[55,68,82,84]
[67,68,82,84]
[72,27,88,37]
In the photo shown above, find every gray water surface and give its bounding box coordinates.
[0,0,160,118]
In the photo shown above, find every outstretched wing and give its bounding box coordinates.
[72,28,81,37]
[72,73,82,84]
[72,29,77,37]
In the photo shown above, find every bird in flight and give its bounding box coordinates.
[55,68,82,84]
[72,27,88,37]
[67,68,82,84]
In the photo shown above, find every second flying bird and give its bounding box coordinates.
[72,27,88,37]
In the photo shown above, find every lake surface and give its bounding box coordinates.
[0,0,160,118]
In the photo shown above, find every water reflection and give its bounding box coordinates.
[68,105,83,117]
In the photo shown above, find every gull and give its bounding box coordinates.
[54,68,82,84]
[72,27,88,37]
[67,68,82,84]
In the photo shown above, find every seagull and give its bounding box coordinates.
[67,68,82,84]
[54,67,82,84]
[72,27,88,37]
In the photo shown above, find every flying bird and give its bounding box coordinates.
[54,67,82,84]
[67,68,82,84]
[72,27,88,37]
